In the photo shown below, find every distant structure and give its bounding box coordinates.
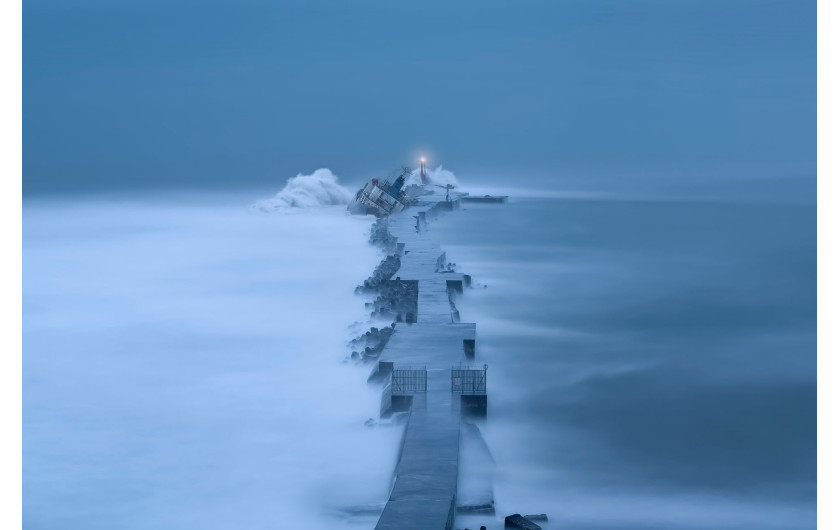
[348,158,509,218]
[347,167,412,217]
[350,166,514,529]
[348,158,440,217]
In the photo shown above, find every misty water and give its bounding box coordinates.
[23,188,815,529]
[23,193,402,529]
[434,197,816,530]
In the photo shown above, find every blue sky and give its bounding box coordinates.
[24,0,815,195]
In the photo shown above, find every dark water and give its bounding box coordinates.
[430,197,816,529]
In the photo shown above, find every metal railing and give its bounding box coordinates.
[451,364,488,394]
[392,368,427,394]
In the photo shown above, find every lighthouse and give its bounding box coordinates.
[420,157,428,184]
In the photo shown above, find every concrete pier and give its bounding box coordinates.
[369,190,491,530]
[461,194,508,204]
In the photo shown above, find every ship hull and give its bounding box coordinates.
[348,179,409,217]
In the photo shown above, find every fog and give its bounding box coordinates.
[23,192,403,529]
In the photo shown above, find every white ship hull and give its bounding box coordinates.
[348,178,409,217]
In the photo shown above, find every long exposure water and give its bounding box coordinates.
[23,188,815,529]
[23,193,402,529]
[432,196,816,529]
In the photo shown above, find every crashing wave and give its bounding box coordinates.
[404,165,460,188]
[253,168,353,211]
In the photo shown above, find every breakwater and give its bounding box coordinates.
[352,190,507,530]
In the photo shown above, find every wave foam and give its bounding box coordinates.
[405,165,460,188]
[254,168,353,211]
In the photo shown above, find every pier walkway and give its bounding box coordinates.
[372,191,489,530]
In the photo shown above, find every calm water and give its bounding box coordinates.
[23,192,816,530]
[431,197,816,529]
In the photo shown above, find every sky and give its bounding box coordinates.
[24,0,815,196]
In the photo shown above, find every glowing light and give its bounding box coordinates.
[420,157,426,163]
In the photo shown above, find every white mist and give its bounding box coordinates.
[23,191,402,529]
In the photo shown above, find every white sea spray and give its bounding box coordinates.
[253,168,353,211]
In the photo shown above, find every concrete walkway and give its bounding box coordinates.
[374,191,485,530]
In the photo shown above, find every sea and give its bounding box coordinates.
[23,183,816,529]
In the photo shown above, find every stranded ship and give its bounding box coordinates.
[347,159,433,217]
